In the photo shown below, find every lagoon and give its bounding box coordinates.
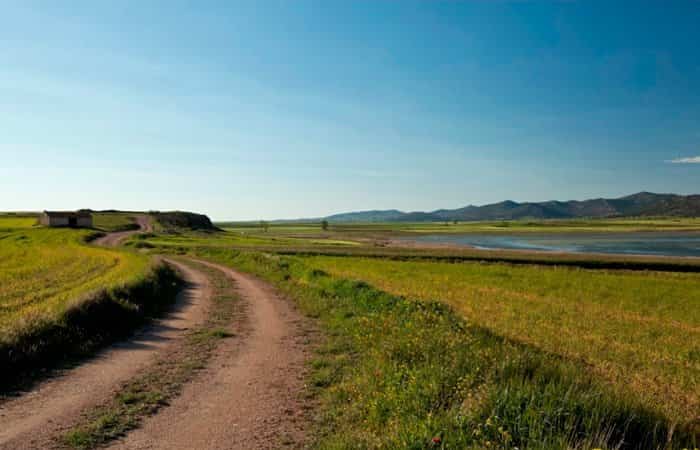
[411,232,700,257]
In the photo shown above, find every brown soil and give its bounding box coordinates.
[93,215,153,247]
[0,259,211,450]
[109,259,313,450]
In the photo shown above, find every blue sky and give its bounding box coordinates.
[1,1,699,220]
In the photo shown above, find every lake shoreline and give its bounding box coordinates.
[386,231,700,259]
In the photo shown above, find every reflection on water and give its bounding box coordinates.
[411,232,700,257]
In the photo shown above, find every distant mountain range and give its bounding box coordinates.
[322,192,700,223]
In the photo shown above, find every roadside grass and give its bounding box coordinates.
[92,213,140,232]
[63,261,241,449]
[302,256,700,424]
[186,248,699,449]
[0,226,175,386]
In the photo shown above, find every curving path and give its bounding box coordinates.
[93,215,153,247]
[0,220,312,449]
[109,259,312,450]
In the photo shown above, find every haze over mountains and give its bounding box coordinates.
[322,193,700,223]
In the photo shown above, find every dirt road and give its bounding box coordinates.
[0,249,311,449]
[0,259,211,450]
[110,259,312,450]
[93,215,152,247]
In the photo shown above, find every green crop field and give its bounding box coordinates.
[0,216,38,230]
[0,220,150,349]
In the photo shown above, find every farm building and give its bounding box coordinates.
[39,211,93,228]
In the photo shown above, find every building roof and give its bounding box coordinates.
[43,211,92,218]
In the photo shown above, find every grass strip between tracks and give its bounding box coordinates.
[63,261,241,449]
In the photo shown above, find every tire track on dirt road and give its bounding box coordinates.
[2,212,313,450]
[109,259,313,450]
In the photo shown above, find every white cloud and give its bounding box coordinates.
[667,156,700,164]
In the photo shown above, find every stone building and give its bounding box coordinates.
[39,211,93,228]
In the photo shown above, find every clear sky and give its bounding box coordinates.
[1,1,699,220]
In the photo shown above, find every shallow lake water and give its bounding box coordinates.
[410,232,700,257]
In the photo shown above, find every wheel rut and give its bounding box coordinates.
[109,259,312,450]
[0,255,312,450]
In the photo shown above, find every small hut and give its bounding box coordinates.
[39,211,93,228]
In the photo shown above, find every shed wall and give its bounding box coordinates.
[49,217,70,227]
[77,217,93,227]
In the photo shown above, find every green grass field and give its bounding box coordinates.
[0,217,163,379]
[302,256,700,423]
[0,216,37,230]
[0,223,149,331]
[185,248,698,449]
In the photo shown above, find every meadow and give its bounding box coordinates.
[302,256,700,423]
[185,248,699,449]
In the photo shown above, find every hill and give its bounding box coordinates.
[324,192,700,222]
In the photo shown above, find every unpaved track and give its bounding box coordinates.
[0,260,211,450]
[110,259,312,450]
[93,215,152,247]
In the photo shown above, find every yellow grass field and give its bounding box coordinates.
[0,219,150,342]
[0,216,37,230]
